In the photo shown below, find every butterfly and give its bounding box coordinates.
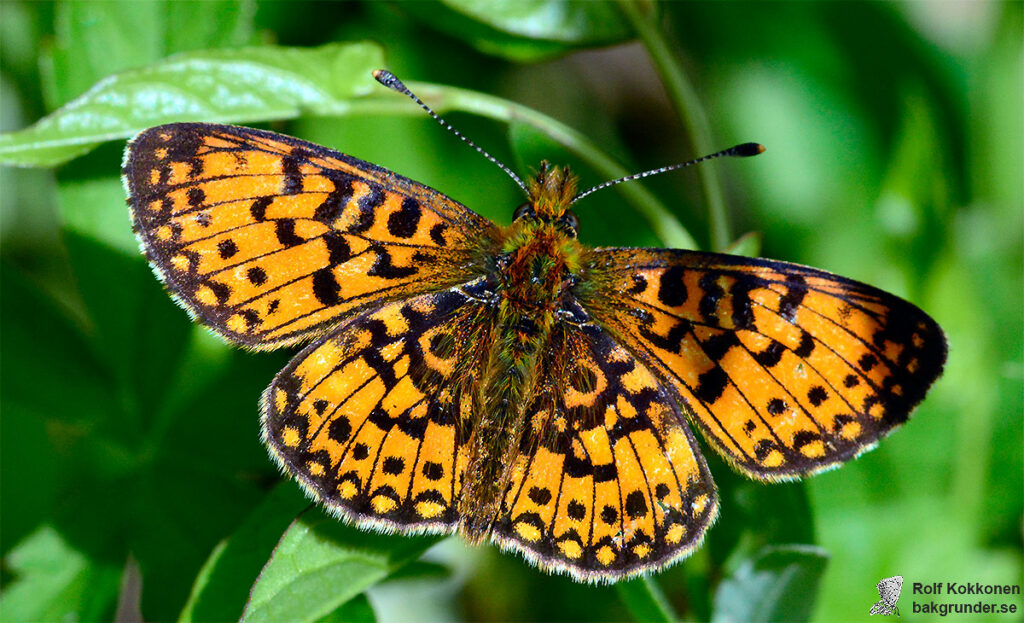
[122,70,946,582]
[870,575,904,616]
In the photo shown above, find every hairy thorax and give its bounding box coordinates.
[498,226,580,328]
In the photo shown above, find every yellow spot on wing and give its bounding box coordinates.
[282,426,301,448]
[515,522,542,542]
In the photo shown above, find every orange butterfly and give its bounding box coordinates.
[123,71,946,581]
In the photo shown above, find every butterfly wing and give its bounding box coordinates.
[879,576,903,606]
[124,123,495,349]
[262,282,494,532]
[578,248,946,480]
[489,302,717,580]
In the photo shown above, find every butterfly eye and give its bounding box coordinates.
[513,203,536,221]
[557,211,580,235]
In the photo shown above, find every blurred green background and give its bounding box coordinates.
[1,2,1020,622]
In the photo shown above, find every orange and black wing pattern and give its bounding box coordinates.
[123,123,495,349]
[579,249,947,480]
[490,301,716,580]
[262,282,494,532]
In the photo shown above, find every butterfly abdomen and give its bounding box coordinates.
[459,225,585,540]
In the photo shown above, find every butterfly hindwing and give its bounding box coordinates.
[124,123,495,349]
[490,302,717,580]
[580,249,946,480]
[262,284,493,532]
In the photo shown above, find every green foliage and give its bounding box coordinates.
[0,43,383,166]
[711,545,829,623]
[242,511,441,623]
[2,1,1020,622]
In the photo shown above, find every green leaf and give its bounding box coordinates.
[1,42,384,167]
[712,544,829,623]
[45,0,256,109]
[0,526,121,622]
[163,0,256,58]
[241,510,443,623]
[179,483,311,623]
[445,0,632,41]
[316,594,376,623]
[400,0,633,61]
[615,575,680,623]
[722,231,763,258]
[0,265,115,546]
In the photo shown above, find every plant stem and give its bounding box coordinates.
[617,0,731,252]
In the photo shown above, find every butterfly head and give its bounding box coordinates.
[514,162,580,237]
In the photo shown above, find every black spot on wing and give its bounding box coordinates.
[314,177,353,224]
[753,340,785,367]
[312,268,341,306]
[281,152,304,195]
[247,266,268,285]
[702,332,740,362]
[794,331,815,358]
[694,366,728,403]
[350,186,385,234]
[368,247,417,279]
[217,239,238,259]
[657,265,688,306]
[187,187,205,208]
[778,275,808,320]
[250,196,272,221]
[275,219,303,247]
[624,491,648,518]
[387,197,421,238]
[698,273,724,322]
[429,223,447,246]
[324,232,351,266]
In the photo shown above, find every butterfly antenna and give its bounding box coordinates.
[571,142,765,205]
[373,70,529,196]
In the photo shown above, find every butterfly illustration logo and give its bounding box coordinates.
[870,575,904,617]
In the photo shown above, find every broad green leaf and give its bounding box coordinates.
[400,0,633,61]
[0,42,384,167]
[712,544,829,623]
[0,525,121,623]
[179,483,310,623]
[241,510,443,623]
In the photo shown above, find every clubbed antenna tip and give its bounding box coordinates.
[373,69,406,93]
[572,142,766,204]
[732,142,766,157]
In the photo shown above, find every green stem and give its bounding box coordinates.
[379,83,698,250]
[617,0,731,251]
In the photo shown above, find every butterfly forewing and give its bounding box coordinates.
[579,248,946,479]
[490,307,716,580]
[262,284,494,532]
[124,123,495,349]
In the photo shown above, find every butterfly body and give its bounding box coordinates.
[124,122,946,581]
[460,164,590,540]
